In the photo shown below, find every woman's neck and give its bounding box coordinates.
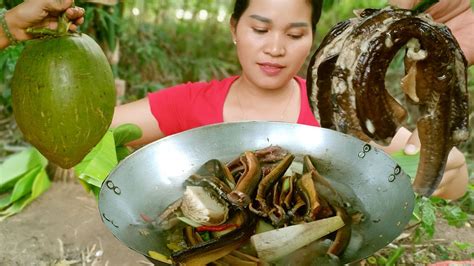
[224,76,300,122]
[233,75,296,101]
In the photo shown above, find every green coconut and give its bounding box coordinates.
[11,31,116,169]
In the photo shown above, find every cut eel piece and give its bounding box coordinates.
[307,7,469,196]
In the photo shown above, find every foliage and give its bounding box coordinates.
[0,45,23,114]
[77,0,122,53]
[317,0,388,39]
[391,151,474,262]
[0,0,22,9]
[0,147,50,221]
[74,123,142,198]
[74,0,124,77]
[118,15,238,100]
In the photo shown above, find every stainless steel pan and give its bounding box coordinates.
[98,121,415,264]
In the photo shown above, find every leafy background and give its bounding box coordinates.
[0,0,473,264]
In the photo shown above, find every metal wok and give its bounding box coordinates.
[98,121,415,264]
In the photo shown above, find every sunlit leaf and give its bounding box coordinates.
[9,166,41,203]
[0,148,47,192]
[453,241,472,251]
[74,131,118,188]
[429,196,447,206]
[0,168,50,221]
[29,168,50,200]
[0,195,29,221]
[440,205,468,227]
[419,198,436,237]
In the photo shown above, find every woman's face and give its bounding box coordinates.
[231,0,314,90]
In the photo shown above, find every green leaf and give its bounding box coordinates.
[106,12,117,53]
[0,51,9,70]
[96,9,111,35]
[453,241,472,251]
[418,198,437,237]
[386,247,405,265]
[77,178,100,200]
[74,131,118,188]
[116,146,132,162]
[9,166,42,203]
[440,205,468,227]
[429,196,447,206]
[0,148,47,192]
[322,0,336,11]
[112,123,143,146]
[0,193,12,210]
[390,150,420,178]
[457,185,474,213]
[80,6,95,31]
[29,168,51,199]
[0,196,30,221]
[435,244,451,260]
[0,168,50,221]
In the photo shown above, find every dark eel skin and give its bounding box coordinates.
[307,7,469,196]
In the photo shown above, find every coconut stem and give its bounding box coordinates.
[57,12,72,35]
[26,12,71,37]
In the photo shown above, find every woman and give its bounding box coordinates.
[112,0,471,200]
[2,0,471,200]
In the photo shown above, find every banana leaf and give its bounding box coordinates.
[0,193,11,209]
[74,131,118,188]
[0,148,47,192]
[74,123,142,192]
[8,166,42,204]
[0,168,50,221]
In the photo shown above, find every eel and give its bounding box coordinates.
[307,7,469,196]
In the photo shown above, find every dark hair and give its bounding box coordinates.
[231,0,323,33]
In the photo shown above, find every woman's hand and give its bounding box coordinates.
[377,127,469,200]
[389,0,474,65]
[4,0,85,42]
[404,128,468,200]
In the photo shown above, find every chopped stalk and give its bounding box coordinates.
[251,216,344,262]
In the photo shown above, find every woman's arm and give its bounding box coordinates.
[111,98,166,147]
